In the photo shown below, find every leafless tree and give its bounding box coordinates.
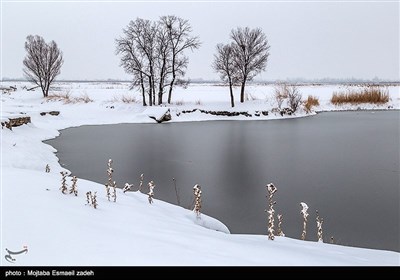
[116,18,157,106]
[213,43,238,107]
[23,35,63,98]
[231,27,270,103]
[116,16,200,106]
[160,15,201,104]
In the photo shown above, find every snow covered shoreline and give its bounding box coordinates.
[1,82,399,266]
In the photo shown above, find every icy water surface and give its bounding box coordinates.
[46,111,400,252]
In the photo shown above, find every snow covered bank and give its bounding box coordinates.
[1,82,399,265]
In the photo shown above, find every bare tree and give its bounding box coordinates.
[213,43,238,107]
[116,18,157,106]
[23,35,63,98]
[231,27,270,103]
[160,15,201,104]
[116,16,200,106]
[287,85,302,113]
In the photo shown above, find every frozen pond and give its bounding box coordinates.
[46,111,400,252]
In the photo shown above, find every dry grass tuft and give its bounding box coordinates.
[304,95,320,113]
[175,100,185,106]
[331,87,389,105]
[121,95,137,104]
[46,92,93,104]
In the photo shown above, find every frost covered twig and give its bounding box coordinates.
[300,202,309,240]
[193,184,202,217]
[86,191,91,205]
[69,176,78,196]
[123,183,133,193]
[316,210,324,242]
[266,183,277,240]
[60,171,68,194]
[277,214,285,237]
[172,177,181,206]
[105,159,114,201]
[138,173,144,192]
[148,181,155,204]
[91,192,98,209]
[111,181,117,202]
[86,191,98,209]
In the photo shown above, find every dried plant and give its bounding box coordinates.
[45,164,50,173]
[277,214,285,237]
[69,176,78,196]
[105,159,114,201]
[86,191,91,205]
[172,178,181,206]
[148,181,155,204]
[331,86,389,105]
[273,83,289,109]
[111,181,117,202]
[266,183,277,240]
[138,173,144,192]
[193,184,202,217]
[60,171,68,194]
[316,210,324,242]
[287,85,302,113]
[300,202,309,240]
[304,95,320,113]
[91,192,98,209]
[123,183,133,193]
[86,191,98,209]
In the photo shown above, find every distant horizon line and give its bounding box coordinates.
[2,77,400,84]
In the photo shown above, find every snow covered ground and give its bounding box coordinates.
[1,82,399,266]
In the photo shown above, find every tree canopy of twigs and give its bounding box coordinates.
[23,35,63,98]
[116,15,200,106]
[231,27,270,103]
[213,43,238,107]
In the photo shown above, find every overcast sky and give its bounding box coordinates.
[1,0,399,81]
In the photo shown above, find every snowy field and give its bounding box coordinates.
[1,81,399,266]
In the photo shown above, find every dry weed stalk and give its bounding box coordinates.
[60,171,68,194]
[69,176,78,196]
[45,164,50,173]
[105,159,113,201]
[123,183,133,193]
[300,202,309,240]
[193,184,202,216]
[277,214,285,237]
[316,210,324,242]
[111,180,117,202]
[148,181,155,204]
[266,183,277,240]
[138,173,144,192]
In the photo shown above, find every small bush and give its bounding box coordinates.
[121,95,137,104]
[46,92,71,103]
[273,83,289,109]
[175,100,185,106]
[73,93,93,104]
[287,85,302,113]
[46,92,93,104]
[304,95,320,113]
[331,87,389,105]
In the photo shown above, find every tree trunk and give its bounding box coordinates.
[228,78,235,108]
[167,59,176,104]
[240,80,246,103]
[44,83,50,98]
[140,77,147,106]
[148,77,153,106]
